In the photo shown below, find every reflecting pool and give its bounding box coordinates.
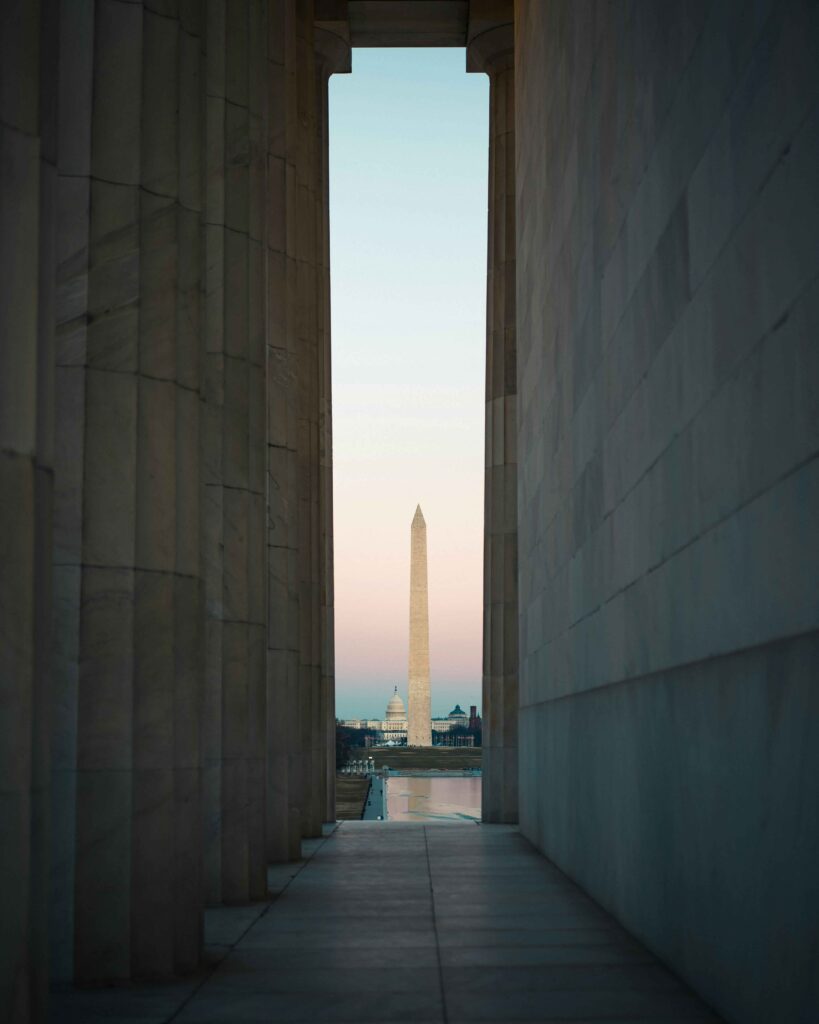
[385,775,481,821]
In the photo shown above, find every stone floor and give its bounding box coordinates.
[51,823,723,1023]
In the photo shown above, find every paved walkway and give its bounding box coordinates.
[52,823,722,1023]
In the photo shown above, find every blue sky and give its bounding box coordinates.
[330,49,489,719]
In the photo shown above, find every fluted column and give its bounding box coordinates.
[468,17,518,824]
[51,0,205,981]
[202,0,268,905]
[314,24,349,825]
[266,0,302,863]
[290,0,324,840]
[0,1,57,1017]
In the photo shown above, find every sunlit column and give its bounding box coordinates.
[468,17,519,824]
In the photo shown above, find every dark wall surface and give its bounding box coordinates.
[515,2,819,1021]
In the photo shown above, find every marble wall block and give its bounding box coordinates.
[515,3,819,1022]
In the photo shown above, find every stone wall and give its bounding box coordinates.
[515,2,819,1022]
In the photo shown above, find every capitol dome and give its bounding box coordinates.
[385,687,406,721]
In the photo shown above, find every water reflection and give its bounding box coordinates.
[385,775,481,821]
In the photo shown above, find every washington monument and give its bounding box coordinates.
[407,505,432,746]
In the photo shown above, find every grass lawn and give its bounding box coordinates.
[350,746,482,772]
[335,776,371,819]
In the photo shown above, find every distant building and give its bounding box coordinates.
[431,703,474,746]
[339,688,480,746]
[446,704,469,728]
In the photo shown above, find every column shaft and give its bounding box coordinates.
[313,24,349,826]
[52,0,205,981]
[469,19,519,824]
[0,0,57,1017]
[266,0,303,863]
[292,0,323,840]
[265,0,344,861]
[202,0,268,905]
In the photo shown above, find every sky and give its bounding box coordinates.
[329,49,489,720]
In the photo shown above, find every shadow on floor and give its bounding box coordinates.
[49,823,723,1023]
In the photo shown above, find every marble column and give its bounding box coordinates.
[314,22,350,825]
[51,0,205,981]
[202,0,268,905]
[265,0,303,863]
[265,0,333,859]
[265,1,347,858]
[468,18,519,824]
[292,0,324,840]
[0,1,57,1018]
